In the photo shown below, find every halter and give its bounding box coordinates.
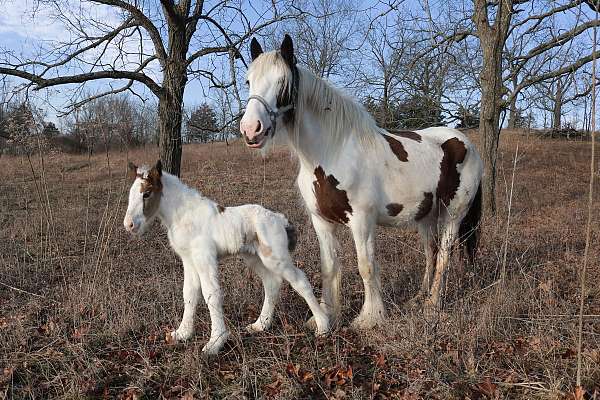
[246,95,294,138]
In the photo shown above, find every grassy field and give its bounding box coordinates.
[1,130,599,399]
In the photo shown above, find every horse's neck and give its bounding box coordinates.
[286,110,339,166]
[158,174,209,230]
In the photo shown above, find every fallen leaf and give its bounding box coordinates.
[573,386,585,400]
[122,387,142,400]
[374,353,385,368]
[165,331,175,345]
[476,377,498,398]
[72,325,90,340]
[181,391,195,400]
[264,379,282,397]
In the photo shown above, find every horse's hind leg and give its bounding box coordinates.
[310,214,342,325]
[406,224,438,308]
[350,214,386,329]
[425,219,460,311]
[242,254,282,333]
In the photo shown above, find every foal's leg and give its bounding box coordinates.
[241,254,282,333]
[425,219,460,311]
[171,256,201,342]
[258,250,330,336]
[349,215,386,329]
[193,252,230,355]
[310,214,342,324]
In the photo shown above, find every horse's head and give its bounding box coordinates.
[123,160,163,235]
[240,34,298,149]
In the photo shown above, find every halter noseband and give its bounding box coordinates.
[246,95,294,138]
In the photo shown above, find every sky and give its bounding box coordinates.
[0,0,598,130]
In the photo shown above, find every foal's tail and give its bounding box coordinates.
[459,183,482,264]
[285,223,297,252]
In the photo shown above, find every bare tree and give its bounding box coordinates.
[0,0,298,175]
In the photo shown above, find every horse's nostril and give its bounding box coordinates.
[256,120,262,133]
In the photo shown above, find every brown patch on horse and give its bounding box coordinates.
[386,203,403,216]
[216,204,226,213]
[313,166,353,224]
[415,192,433,221]
[436,138,467,208]
[383,135,408,162]
[388,130,422,143]
[259,243,273,257]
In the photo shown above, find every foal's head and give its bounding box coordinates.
[123,160,163,235]
[240,34,298,149]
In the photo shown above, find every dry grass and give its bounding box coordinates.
[1,130,599,399]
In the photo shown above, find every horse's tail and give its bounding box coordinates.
[285,222,297,252]
[459,182,482,264]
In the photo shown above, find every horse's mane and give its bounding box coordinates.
[249,51,382,155]
[295,66,382,149]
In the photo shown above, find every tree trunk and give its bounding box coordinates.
[158,83,185,177]
[552,80,563,130]
[158,20,189,177]
[474,0,512,216]
[479,43,503,215]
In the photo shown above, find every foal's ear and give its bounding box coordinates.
[280,34,295,66]
[250,38,263,61]
[153,159,162,177]
[127,162,138,180]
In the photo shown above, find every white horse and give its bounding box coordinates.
[123,160,329,354]
[240,35,484,329]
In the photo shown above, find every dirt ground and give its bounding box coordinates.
[1,130,599,399]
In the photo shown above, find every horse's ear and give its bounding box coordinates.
[280,34,295,66]
[250,38,263,61]
[127,162,137,180]
[154,159,162,177]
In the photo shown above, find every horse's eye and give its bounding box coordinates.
[143,192,150,199]
[245,80,249,86]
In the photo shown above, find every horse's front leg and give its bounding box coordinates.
[195,255,230,355]
[310,214,342,326]
[171,256,201,342]
[349,214,386,329]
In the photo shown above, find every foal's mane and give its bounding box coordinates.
[250,51,382,154]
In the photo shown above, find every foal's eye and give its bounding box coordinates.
[143,192,151,199]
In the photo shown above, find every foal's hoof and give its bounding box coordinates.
[201,331,230,356]
[246,322,266,334]
[168,329,193,344]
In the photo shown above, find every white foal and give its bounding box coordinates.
[123,160,329,355]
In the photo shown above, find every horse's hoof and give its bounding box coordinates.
[405,292,426,311]
[422,298,442,317]
[304,316,317,330]
[351,314,385,330]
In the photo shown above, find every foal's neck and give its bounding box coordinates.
[157,173,210,230]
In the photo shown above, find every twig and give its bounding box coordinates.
[576,5,597,388]
[500,143,519,285]
[0,281,46,299]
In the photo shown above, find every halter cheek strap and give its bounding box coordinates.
[246,95,294,138]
